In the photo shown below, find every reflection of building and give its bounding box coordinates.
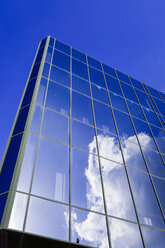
[0,36,165,247]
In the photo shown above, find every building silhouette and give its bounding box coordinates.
[0,36,165,247]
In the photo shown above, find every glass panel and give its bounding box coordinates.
[72,48,86,63]
[146,85,160,99]
[36,77,47,105]
[135,89,153,110]
[120,138,147,172]
[94,100,116,135]
[72,149,104,212]
[87,56,102,70]
[72,119,96,153]
[41,109,69,144]
[35,47,44,64]
[127,100,145,120]
[52,49,70,72]
[0,193,8,223]
[105,74,122,96]
[150,125,165,154]
[30,63,40,79]
[71,207,108,247]
[91,83,109,104]
[49,65,70,87]
[55,40,70,55]
[72,75,90,96]
[72,91,93,125]
[46,81,70,116]
[72,58,88,80]
[17,134,38,192]
[102,63,116,78]
[31,138,69,203]
[130,77,144,91]
[128,167,165,229]
[142,148,165,179]
[97,129,123,164]
[21,78,36,107]
[116,70,130,84]
[153,97,165,115]
[132,117,157,151]
[114,109,137,141]
[159,91,165,102]
[101,158,136,221]
[152,176,165,214]
[109,217,143,248]
[121,82,138,103]
[89,66,105,88]
[30,105,43,134]
[26,196,69,240]
[45,46,53,63]
[143,107,161,128]
[13,106,29,135]
[49,37,54,47]
[8,192,28,230]
[110,92,128,113]
[142,226,165,248]
[42,63,50,78]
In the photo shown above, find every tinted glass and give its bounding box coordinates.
[72,58,88,80]
[52,49,70,72]
[143,107,161,128]
[13,106,29,135]
[30,105,43,134]
[0,193,8,223]
[42,63,50,78]
[142,226,165,248]
[130,77,144,91]
[121,82,138,103]
[91,83,109,104]
[153,98,165,115]
[72,48,86,62]
[36,77,47,105]
[21,78,36,107]
[110,92,128,113]
[152,176,165,213]
[146,85,160,99]
[116,70,130,84]
[55,40,70,55]
[102,63,116,78]
[45,46,53,63]
[49,37,54,47]
[72,75,90,96]
[89,66,105,88]
[135,89,153,110]
[87,56,102,70]
[50,66,70,87]
[149,125,165,154]
[127,100,145,120]
[105,74,122,96]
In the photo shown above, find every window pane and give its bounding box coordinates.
[55,40,70,55]
[89,66,105,88]
[102,63,116,78]
[150,125,165,154]
[143,107,161,128]
[91,83,109,105]
[0,193,8,223]
[121,82,138,103]
[87,56,102,70]
[26,197,69,240]
[52,49,70,72]
[128,168,165,229]
[142,226,165,248]
[31,138,69,203]
[116,70,130,85]
[135,89,153,110]
[130,77,144,91]
[41,109,69,144]
[30,105,43,134]
[42,63,50,78]
[36,77,47,105]
[153,98,165,115]
[46,81,70,116]
[13,106,29,135]
[72,91,93,125]
[50,66,70,87]
[49,37,54,47]
[71,207,108,247]
[110,92,128,113]
[152,176,165,213]
[127,100,145,120]
[21,78,36,107]
[72,75,90,96]
[146,85,160,99]
[45,46,53,63]
[72,149,104,212]
[105,74,122,96]
[72,58,88,80]
[72,119,96,153]
[101,158,136,221]
[72,48,86,62]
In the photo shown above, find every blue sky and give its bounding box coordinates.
[0,0,165,161]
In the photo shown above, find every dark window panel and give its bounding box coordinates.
[35,47,44,64]
[145,84,160,99]
[72,48,86,63]
[89,66,105,88]
[121,82,138,103]
[91,83,109,105]
[135,89,153,110]
[149,125,165,154]
[143,107,162,128]
[152,176,165,213]
[30,63,40,79]
[50,66,70,87]
[152,98,165,116]
[30,105,43,134]
[52,49,70,72]
[13,106,30,135]
[0,193,8,224]
[105,74,122,96]
[45,47,53,63]
[142,226,165,248]
[159,91,165,102]
[130,77,144,91]
[126,100,145,120]
[21,78,36,107]
[42,63,50,78]
[55,40,70,55]
[36,77,47,105]
[72,58,88,80]
[49,37,55,47]
[40,38,47,48]
[110,92,128,113]
[72,75,90,96]
[87,56,102,71]
[116,70,131,85]
[102,63,116,78]
[0,134,22,194]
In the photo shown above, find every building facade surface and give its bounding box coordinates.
[0,36,165,247]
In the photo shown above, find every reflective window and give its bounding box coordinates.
[36,77,47,105]
[121,82,138,103]
[127,100,145,120]
[42,109,69,144]
[143,107,161,128]
[46,81,70,116]
[21,78,36,107]
[120,138,147,172]
[142,226,165,248]
[149,125,165,154]
[146,85,160,99]
[72,119,96,153]
[35,47,44,64]
[93,100,116,135]
[116,70,130,85]
[101,158,136,221]
[109,217,143,248]
[97,130,123,164]
[42,63,50,78]
[50,66,70,87]
[45,46,53,63]
[52,49,70,72]
[153,98,165,115]
[26,197,69,240]
[49,37,54,47]
[72,149,104,212]
[72,91,93,125]
[102,63,116,78]
[31,138,69,203]
[159,91,165,102]
[71,207,108,247]
[72,58,88,80]
[30,63,40,79]
[130,77,144,91]
[55,40,70,55]
[110,92,128,113]
[13,106,29,135]
[89,66,105,88]
[105,74,122,96]
[128,168,165,229]
[8,192,28,230]
[87,56,102,70]
[30,105,43,134]
[72,75,90,96]
[135,89,153,110]
[0,193,8,223]
[152,176,165,213]
[72,48,86,63]
[91,83,109,105]
[114,109,137,141]
[17,134,38,192]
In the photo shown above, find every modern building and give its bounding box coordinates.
[0,36,165,248]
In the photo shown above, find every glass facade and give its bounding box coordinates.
[0,36,165,248]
